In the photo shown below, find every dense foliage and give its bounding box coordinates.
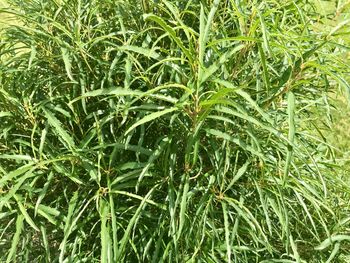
[1,0,350,262]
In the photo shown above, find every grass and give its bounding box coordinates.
[324,1,350,154]
[0,0,16,29]
[1,0,350,262]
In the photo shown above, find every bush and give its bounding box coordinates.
[1,0,350,262]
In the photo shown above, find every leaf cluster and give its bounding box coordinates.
[1,0,350,262]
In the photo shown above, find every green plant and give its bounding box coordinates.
[1,0,350,262]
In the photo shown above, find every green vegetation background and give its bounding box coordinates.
[314,0,350,179]
[1,0,348,156]
[2,2,348,183]
[1,0,350,262]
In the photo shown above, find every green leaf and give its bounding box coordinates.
[125,107,177,135]
[213,79,274,124]
[6,214,24,263]
[13,194,39,231]
[143,14,193,64]
[100,198,110,263]
[40,225,51,262]
[59,191,79,262]
[108,179,119,262]
[258,43,271,95]
[206,129,265,159]
[36,204,61,226]
[60,47,76,82]
[200,44,245,84]
[177,174,189,241]
[0,154,36,161]
[118,45,161,60]
[198,0,221,67]
[289,235,301,263]
[315,235,350,250]
[284,91,296,183]
[0,164,36,188]
[43,108,76,151]
[116,186,158,261]
[225,160,250,192]
[0,169,35,212]
[326,242,340,263]
[287,91,296,143]
[28,45,37,70]
[69,87,142,104]
[35,172,54,216]
[110,190,165,210]
[222,202,231,263]
[257,8,273,57]
[0,111,12,118]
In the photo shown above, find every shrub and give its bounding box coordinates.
[1,0,350,262]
